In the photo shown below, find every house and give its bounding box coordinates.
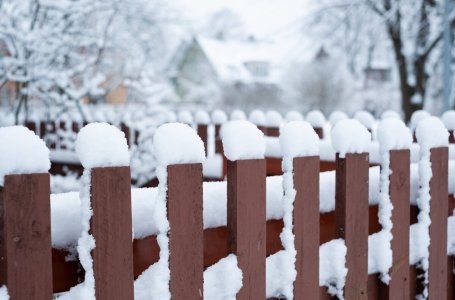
[168,36,283,109]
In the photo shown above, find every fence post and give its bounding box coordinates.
[197,125,208,156]
[90,166,134,300]
[336,152,369,299]
[293,156,320,299]
[386,149,410,298]
[428,146,448,299]
[168,163,204,299]
[0,173,53,299]
[227,158,266,299]
[120,123,131,148]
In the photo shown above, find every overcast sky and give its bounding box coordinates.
[178,0,310,37]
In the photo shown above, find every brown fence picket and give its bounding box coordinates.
[197,125,208,156]
[0,173,53,299]
[90,166,134,300]
[428,147,448,299]
[386,149,410,298]
[314,127,323,139]
[336,153,369,299]
[266,127,279,137]
[227,159,266,299]
[120,123,130,148]
[214,124,223,154]
[449,130,454,144]
[293,156,320,299]
[168,163,204,299]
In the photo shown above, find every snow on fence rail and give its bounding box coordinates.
[1,111,455,299]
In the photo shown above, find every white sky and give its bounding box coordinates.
[178,0,310,37]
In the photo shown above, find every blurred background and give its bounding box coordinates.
[0,0,453,123]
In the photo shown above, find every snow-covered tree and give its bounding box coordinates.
[304,0,455,121]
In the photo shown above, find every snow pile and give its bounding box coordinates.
[279,121,319,158]
[319,239,347,298]
[441,110,455,131]
[265,110,283,127]
[75,123,129,169]
[374,118,412,282]
[220,120,265,161]
[328,111,348,126]
[0,126,50,185]
[211,110,227,125]
[266,250,296,298]
[409,110,430,131]
[285,111,304,122]
[153,123,205,166]
[331,119,371,158]
[230,110,246,120]
[306,110,326,127]
[248,110,266,126]
[165,111,177,123]
[177,111,193,124]
[204,255,243,299]
[195,110,210,125]
[354,111,375,130]
[412,116,449,298]
[381,110,401,120]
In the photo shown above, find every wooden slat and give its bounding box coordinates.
[227,159,266,300]
[90,166,134,300]
[314,127,323,139]
[266,127,279,137]
[336,153,369,299]
[293,156,320,299]
[197,125,208,156]
[120,123,131,148]
[0,173,53,299]
[168,163,204,299]
[214,124,223,154]
[386,149,410,299]
[428,147,448,299]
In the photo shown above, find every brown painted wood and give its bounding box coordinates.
[387,149,410,299]
[215,124,223,154]
[133,236,160,279]
[120,123,131,147]
[52,249,81,293]
[314,127,324,139]
[427,147,448,299]
[197,125,208,156]
[227,159,266,300]
[449,130,454,144]
[40,121,47,139]
[266,127,280,137]
[0,173,53,299]
[168,163,204,299]
[293,156,320,299]
[448,195,455,300]
[90,167,134,300]
[336,153,369,299]
[257,125,267,134]
[266,158,282,176]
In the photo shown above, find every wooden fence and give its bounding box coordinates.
[0,132,453,299]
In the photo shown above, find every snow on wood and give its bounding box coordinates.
[306,110,326,127]
[0,126,50,185]
[220,120,265,161]
[331,119,371,158]
[279,121,319,158]
[248,110,266,126]
[265,110,283,127]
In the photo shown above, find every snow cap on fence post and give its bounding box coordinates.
[306,110,326,127]
[211,110,227,125]
[416,116,449,150]
[441,110,455,131]
[248,110,266,126]
[331,119,371,158]
[195,110,210,125]
[265,110,283,127]
[409,110,431,132]
[177,111,193,125]
[153,123,205,166]
[75,122,129,169]
[279,121,319,158]
[354,111,375,130]
[285,111,304,122]
[0,126,50,185]
[381,110,401,120]
[328,111,348,126]
[377,118,412,153]
[220,120,265,161]
[230,109,247,121]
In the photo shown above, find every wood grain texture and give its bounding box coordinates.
[227,159,266,300]
[427,147,448,300]
[386,149,410,299]
[90,166,134,300]
[168,163,204,300]
[336,153,369,299]
[0,173,53,299]
[293,156,320,299]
